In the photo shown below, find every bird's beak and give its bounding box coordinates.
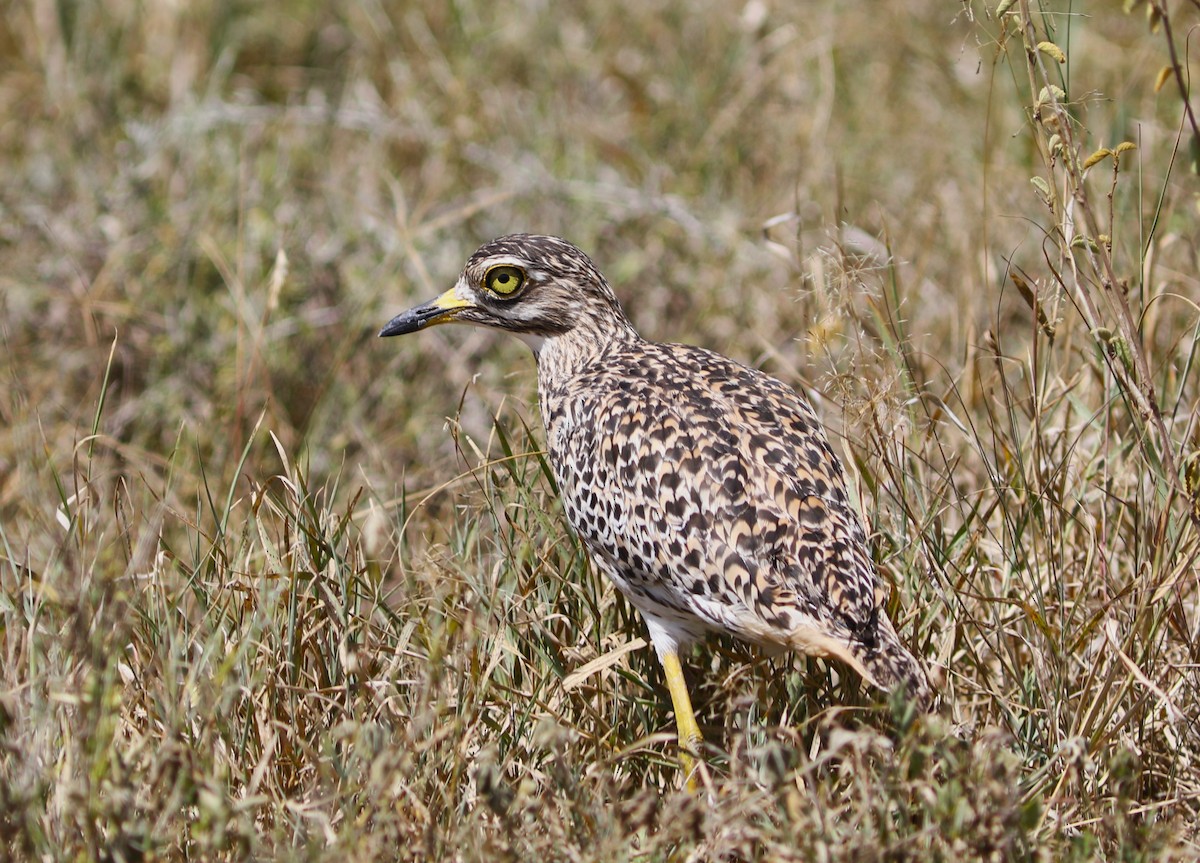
[378,288,473,337]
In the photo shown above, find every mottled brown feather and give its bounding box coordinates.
[543,341,927,702]
[386,234,929,707]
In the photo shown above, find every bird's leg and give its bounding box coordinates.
[659,650,703,791]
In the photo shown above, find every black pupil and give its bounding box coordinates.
[492,269,519,292]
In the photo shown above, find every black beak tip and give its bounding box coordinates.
[380,298,461,338]
[379,313,417,338]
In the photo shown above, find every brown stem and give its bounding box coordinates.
[1154,0,1200,155]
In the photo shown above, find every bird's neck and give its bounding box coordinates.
[527,320,641,388]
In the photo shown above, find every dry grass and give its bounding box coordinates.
[2,0,1199,859]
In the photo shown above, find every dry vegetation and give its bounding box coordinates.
[2,0,1199,859]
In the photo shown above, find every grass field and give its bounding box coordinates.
[3,0,1200,859]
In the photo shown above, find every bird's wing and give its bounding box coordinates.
[695,352,886,629]
[553,346,882,648]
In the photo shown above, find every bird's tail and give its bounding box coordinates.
[850,617,932,710]
[786,614,932,709]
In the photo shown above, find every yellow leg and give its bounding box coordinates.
[660,650,703,791]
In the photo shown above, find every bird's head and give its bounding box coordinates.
[380,234,636,354]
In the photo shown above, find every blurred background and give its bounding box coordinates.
[4,1,1034,498]
[2,1,1198,859]
[2,1,1186,502]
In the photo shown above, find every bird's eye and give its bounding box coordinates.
[484,265,526,298]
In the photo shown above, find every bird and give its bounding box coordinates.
[380,234,930,785]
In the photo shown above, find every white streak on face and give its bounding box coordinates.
[515,331,546,354]
[453,275,473,303]
[457,256,564,355]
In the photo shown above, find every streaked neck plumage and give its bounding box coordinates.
[526,304,642,389]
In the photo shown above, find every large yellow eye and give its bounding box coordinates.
[484,265,526,298]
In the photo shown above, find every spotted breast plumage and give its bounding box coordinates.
[381,234,929,784]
